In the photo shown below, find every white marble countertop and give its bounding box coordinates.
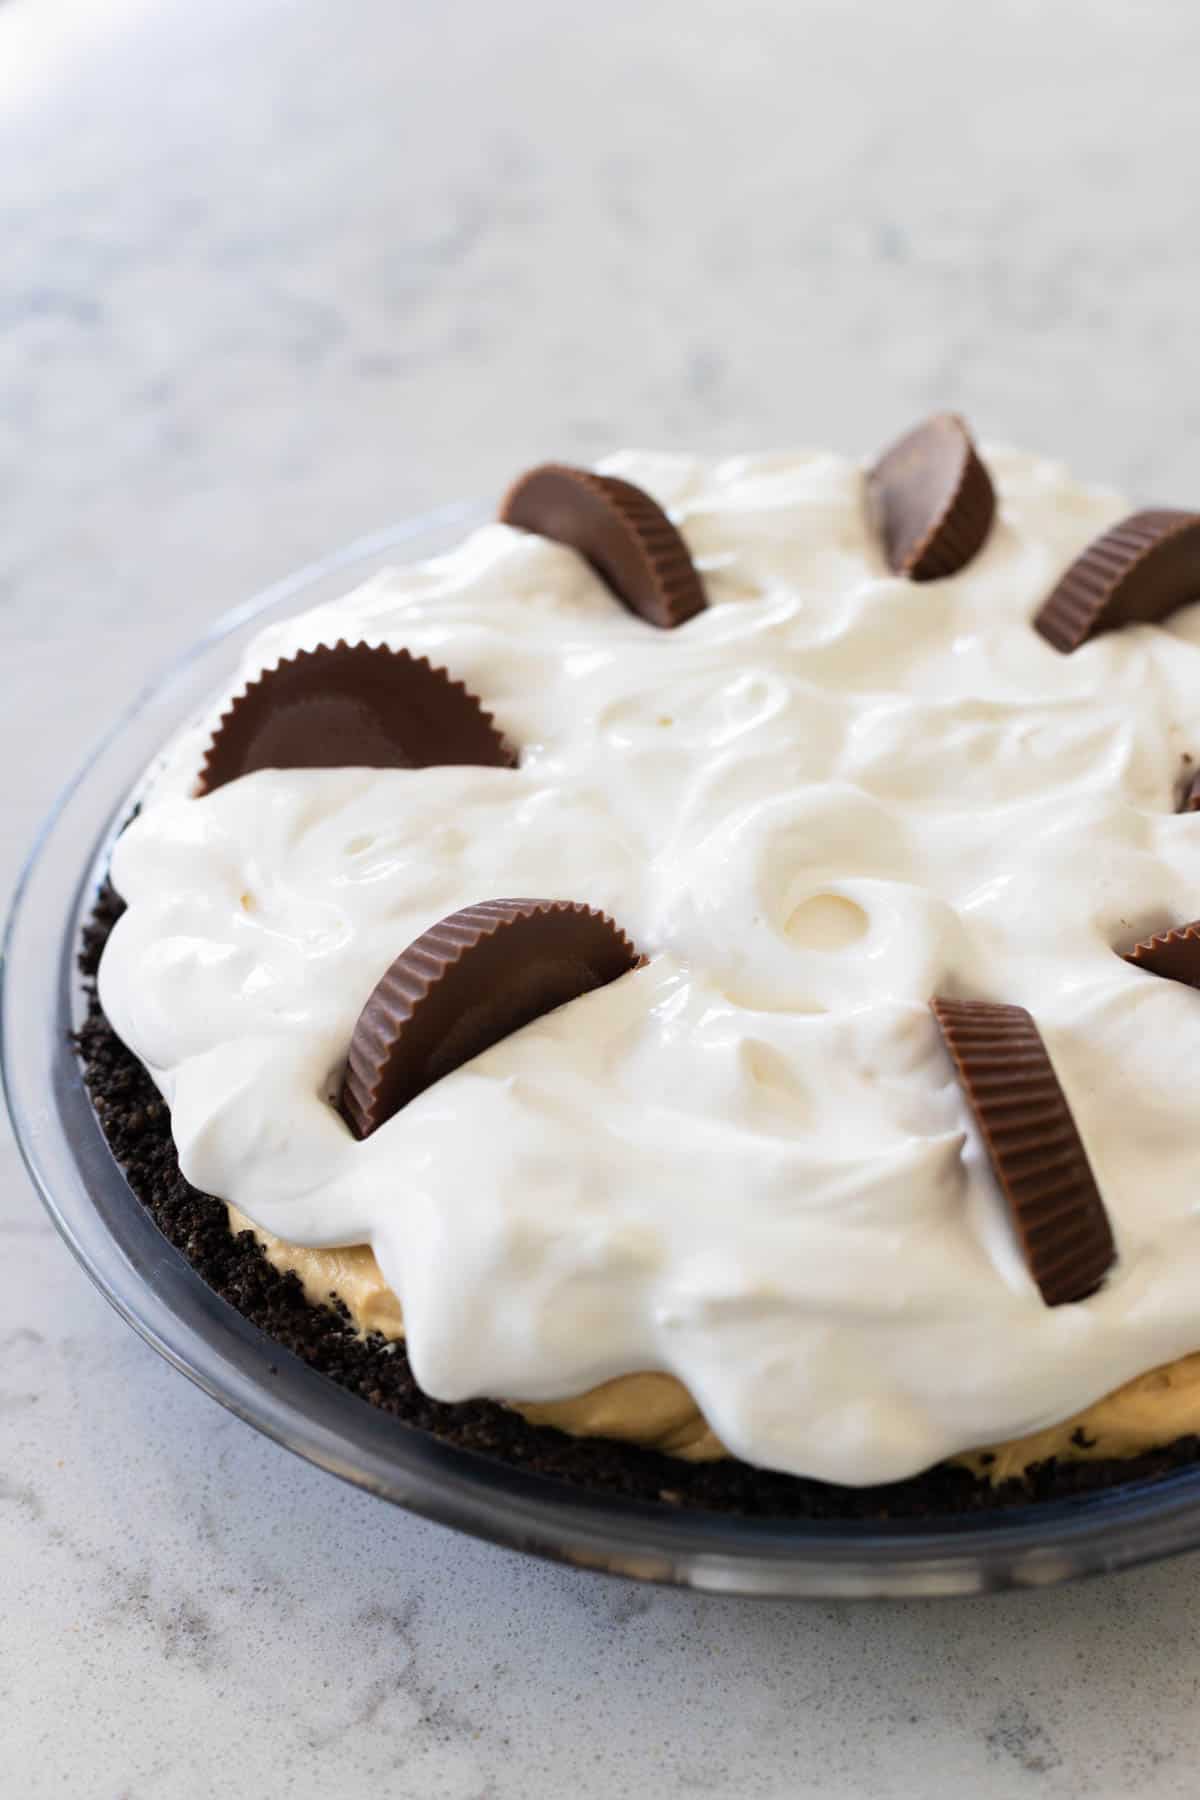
[6,2,1200,1793]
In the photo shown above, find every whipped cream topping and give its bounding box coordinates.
[98,447,1200,1486]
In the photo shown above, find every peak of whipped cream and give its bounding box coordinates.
[98,446,1200,1486]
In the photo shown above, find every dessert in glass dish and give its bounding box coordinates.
[76,419,1200,1521]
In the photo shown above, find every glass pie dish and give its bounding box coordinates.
[8,503,1200,1599]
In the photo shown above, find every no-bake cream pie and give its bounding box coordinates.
[77,419,1200,1518]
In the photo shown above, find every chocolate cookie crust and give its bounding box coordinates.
[75,887,1200,1521]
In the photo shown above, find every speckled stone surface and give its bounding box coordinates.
[6,1,1200,1794]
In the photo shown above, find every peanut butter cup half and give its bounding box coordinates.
[931,998,1115,1306]
[866,413,995,581]
[500,463,707,629]
[1034,510,1200,653]
[1124,921,1200,989]
[196,641,513,795]
[340,899,644,1138]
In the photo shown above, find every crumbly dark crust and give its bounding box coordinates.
[76,884,1200,1520]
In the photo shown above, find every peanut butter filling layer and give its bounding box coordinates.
[229,1209,1200,1483]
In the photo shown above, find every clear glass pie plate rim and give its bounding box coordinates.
[7,502,1200,1600]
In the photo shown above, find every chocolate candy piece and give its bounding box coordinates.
[931,998,1115,1306]
[1182,769,1200,813]
[500,463,707,629]
[1034,510,1200,654]
[866,413,995,581]
[197,641,513,795]
[1124,921,1200,989]
[340,899,643,1138]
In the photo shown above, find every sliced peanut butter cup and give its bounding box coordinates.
[500,463,707,629]
[1124,921,1200,989]
[196,641,513,795]
[931,998,1115,1306]
[339,899,644,1138]
[1034,510,1200,654]
[866,413,995,581]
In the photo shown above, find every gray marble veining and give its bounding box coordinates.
[6,1,1200,1794]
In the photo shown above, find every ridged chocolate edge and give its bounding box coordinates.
[1034,509,1200,655]
[932,998,1115,1306]
[341,900,532,1139]
[906,422,996,582]
[591,472,708,627]
[340,899,643,1139]
[195,640,513,796]
[500,463,707,629]
[1124,920,1200,988]
[867,414,996,583]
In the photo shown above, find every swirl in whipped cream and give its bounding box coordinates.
[98,447,1200,1486]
